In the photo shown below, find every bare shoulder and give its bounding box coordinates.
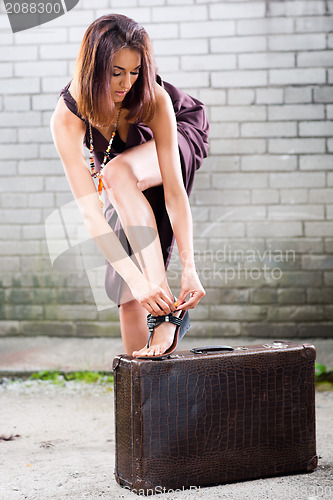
[154,81,172,110]
[51,93,86,138]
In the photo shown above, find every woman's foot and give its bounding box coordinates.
[132,308,183,358]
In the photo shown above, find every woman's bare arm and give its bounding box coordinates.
[146,84,205,308]
[50,97,146,290]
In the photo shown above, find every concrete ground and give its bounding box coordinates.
[0,335,332,500]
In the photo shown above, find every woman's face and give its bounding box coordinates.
[111,48,141,104]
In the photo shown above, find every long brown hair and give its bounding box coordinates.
[72,14,156,127]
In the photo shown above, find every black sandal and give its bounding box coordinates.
[136,307,191,360]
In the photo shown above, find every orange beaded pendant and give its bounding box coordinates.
[88,107,122,210]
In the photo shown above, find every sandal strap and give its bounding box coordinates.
[146,312,183,348]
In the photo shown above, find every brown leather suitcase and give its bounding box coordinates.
[112,340,318,495]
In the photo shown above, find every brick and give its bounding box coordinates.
[210,2,265,19]
[152,5,207,22]
[2,193,27,208]
[18,127,52,143]
[298,51,333,68]
[241,155,297,171]
[267,1,325,17]
[270,172,325,188]
[285,87,312,104]
[237,18,293,35]
[266,238,323,254]
[251,288,278,304]
[299,121,333,137]
[268,104,324,121]
[300,155,333,170]
[241,323,298,338]
[211,305,266,321]
[199,89,226,105]
[252,189,279,204]
[205,288,249,305]
[269,69,326,85]
[327,139,333,153]
[0,63,12,78]
[4,96,30,111]
[295,16,333,33]
[144,23,178,40]
[0,46,37,61]
[193,222,245,238]
[162,71,209,89]
[221,190,251,205]
[327,205,333,220]
[0,225,21,241]
[0,128,16,143]
[247,221,302,238]
[212,105,266,122]
[18,160,63,176]
[314,87,333,103]
[211,206,266,221]
[269,34,325,51]
[228,89,255,105]
[182,54,236,71]
[211,36,266,53]
[0,144,38,160]
[327,106,333,120]
[329,34,333,49]
[309,189,333,204]
[0,208,41,224]
[0,161,17,176]
[15,61,67,77]
[42,77,72,93]
[0,111,42,128]
[32,95,58,111]
[153,39,208,55]
[210,122,239,139]
[14,28,67,45]
[0,79,39,94]
[0,321,20,336]
[269,139,325,154]
[180,20,235,38]
[51,9,94,27]
[40,44,79,60]
[45,177,71,192]
[302,255,333,270]
[239,52,294,69]
[324,272,333,286]
[305,222,333,236]
[280,189,308,204]
[298,323,333,337]
[215,173,267,189]
[268,305,323,322]
[241,122,296,137]
[201,155,240,172]
[28,193,55,208]
[256,88,283,104]
[210,139,265,155]
[268,205,324,221]
[277,288,306,304]
[328,70,333,84]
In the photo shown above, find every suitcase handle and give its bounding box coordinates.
[190,345,235,354]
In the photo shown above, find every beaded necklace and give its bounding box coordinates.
[65,85,122,210]
[88,106,122,209]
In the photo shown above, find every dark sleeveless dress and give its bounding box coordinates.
[59,75,209,307]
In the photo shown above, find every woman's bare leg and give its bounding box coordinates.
[103,139,183,357]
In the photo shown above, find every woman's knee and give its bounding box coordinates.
[102,156,136,192]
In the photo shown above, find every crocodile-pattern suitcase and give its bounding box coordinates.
[113,340,318,495]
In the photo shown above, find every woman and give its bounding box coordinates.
[50,14,209,359]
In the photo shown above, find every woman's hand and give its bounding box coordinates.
[127,273,175,316]
[176,267,205,310]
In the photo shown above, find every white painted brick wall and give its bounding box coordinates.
[0,0,332,338]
